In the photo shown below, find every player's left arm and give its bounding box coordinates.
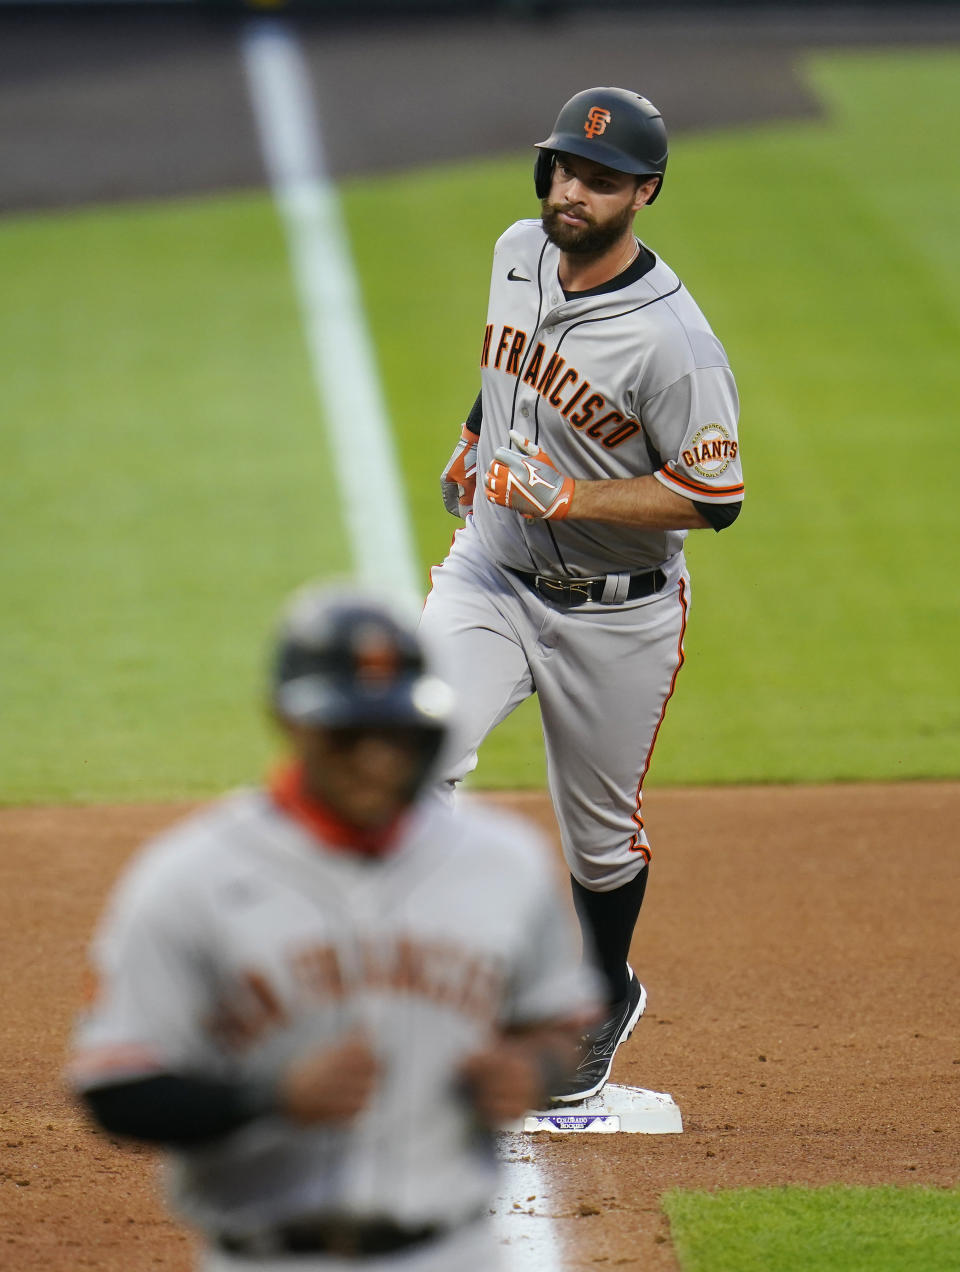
[567,472,719,529]
[486,363,743,530]
[566,473,742,530]
[639,362,744,530]
[486,432,734,530]
[80,1031,381,1147]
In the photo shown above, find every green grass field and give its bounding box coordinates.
[664,1186,960,1272]
[2,44,957,1272]
[2,195,350,800]
[2,47,958,803]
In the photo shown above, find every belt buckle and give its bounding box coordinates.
[534,575,594,607]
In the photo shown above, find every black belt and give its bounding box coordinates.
[508,566,666,608]
[216,1215,449,1258]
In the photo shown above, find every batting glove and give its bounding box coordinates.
[440,424,481,519]
[485,430,575,521]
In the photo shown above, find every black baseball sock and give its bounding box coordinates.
[571,867,649,1005]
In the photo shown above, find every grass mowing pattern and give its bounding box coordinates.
[1,50,957,801]
[1,195,349,802]
[663,1185,960,1272]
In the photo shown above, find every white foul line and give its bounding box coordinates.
[241,19,422,610]
[494,1134,564,1271]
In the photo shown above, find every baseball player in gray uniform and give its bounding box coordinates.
[422,87,743,1104]
[67,584,599,1270]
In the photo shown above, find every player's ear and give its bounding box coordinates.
[632,176,660,211]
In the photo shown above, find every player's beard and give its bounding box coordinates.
[541,198,635,257]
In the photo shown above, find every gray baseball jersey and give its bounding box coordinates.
[474,218,742,575]
[68,789,596,1250]
[420,217,742,889]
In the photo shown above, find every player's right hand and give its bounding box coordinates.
[485,431,574,521]
[440,423,481,518]
[279,1031,380,1124]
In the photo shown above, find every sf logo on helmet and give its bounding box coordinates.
[584,106,612,139]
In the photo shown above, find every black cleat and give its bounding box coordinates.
[550,967,646,1104]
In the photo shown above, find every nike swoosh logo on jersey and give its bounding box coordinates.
[507,268,531,282]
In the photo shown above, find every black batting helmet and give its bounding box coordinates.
[534,87,668,203]
[272,584,454,749]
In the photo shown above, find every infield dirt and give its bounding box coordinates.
[2,782,957,1270]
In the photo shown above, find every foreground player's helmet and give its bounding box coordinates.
[272,584,454,777]
[534,87,668,203]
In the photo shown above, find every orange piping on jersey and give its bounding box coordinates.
[628,834,652,865]
[657,464,744,499]
[629,575,689,856]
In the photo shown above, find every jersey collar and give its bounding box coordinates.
[560,240,656,301]
[268,762,407,859]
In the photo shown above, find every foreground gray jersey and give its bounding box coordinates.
[473,219,743,575]
[69,791,595,1237]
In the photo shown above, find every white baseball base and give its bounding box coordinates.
[506,1084,682,1134]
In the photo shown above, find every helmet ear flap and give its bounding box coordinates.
[533,150,555,199]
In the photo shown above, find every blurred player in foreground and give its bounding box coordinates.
[67,583,599,1270]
